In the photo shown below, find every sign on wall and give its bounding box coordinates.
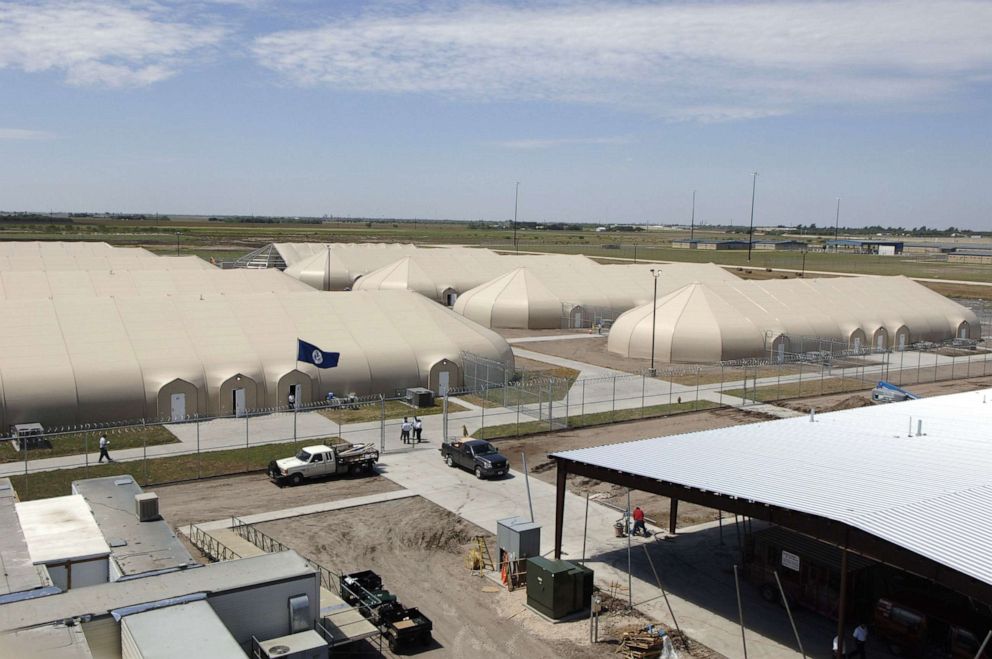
[781,550,801,572]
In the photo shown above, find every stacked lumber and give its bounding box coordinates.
[617,629,665,658]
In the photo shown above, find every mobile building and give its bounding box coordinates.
[826,239,905,255]
[71,477,198,581]
[119,600,245,659]
[0,478,58,605]
[671,238,699,249]
[948,249,992,265]
[695,239,750,250]
[753,239,807,251]
[0,550,321,656]
[14,495,110,591]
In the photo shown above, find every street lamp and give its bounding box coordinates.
[175,231,180,256]
[834,197,841,241]
[746,172,758,262]
[649,268,661,376]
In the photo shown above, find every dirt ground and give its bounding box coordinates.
[254,497,623,658]
[155,472,402,528]
[778,375,992,412]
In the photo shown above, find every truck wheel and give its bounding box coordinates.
[290,473,303,486]
[475,466,484,479]
[387,635,399,652]
[445,455,455,467]
[760,583,778,604]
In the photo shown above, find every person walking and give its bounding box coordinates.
[288,392,296,410]
[850,623,868,658]
[631,506,648,537]
[413,417,423,442]
[98,434,112,463]
[400,417,411,444]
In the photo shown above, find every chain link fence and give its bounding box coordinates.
[5,343,990,500]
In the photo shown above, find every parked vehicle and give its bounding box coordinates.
[874,595,991,658]
[440,439,509,479]
[340,570,433,652]
[267,443,378,486]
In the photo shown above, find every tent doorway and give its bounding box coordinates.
[233,388,247,417]
[170,394,186,422]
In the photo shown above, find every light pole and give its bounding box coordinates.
[801,247,807,278]
[746,172,758,262]
[513,181,520,253]
[689,190,696,241]
[175,232,180,256]
[834,197,841,241]
[649,268,660,376]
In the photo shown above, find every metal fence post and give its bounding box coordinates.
[143,433,149,485]
[380,394,386,451]
[694,369,701,410]
[245,413,250,473]
[581,379,586,423]
[611,376,617,422]
[640,373,646,418]
[196,415,201,480]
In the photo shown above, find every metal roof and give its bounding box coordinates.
[552,388,992,589]
[71,477,196,578]
[0,550,314,632]
[0,479,54,600]
[120,600,244,658]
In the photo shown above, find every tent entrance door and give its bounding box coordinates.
[170,394,186,421]
[233,388,247,417]
[289,383,301,409]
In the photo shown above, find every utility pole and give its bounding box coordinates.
[513,182,520,253]
[746,172,758,262]
[175,231,180,256]
[689,190,696,241]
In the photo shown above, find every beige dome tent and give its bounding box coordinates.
[0,290,512,428]
[455,262,740,329]
[609,276,981,363]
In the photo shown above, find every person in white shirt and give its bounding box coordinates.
[400,417,412,444]
[413,417,423,442]
[288,393,296,410]
[98,434,112,463]
[851,623,868,658]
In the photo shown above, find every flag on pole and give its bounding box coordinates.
[297,339,339,369]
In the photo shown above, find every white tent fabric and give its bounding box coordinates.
[282,244,433,290]
[0,289,512,428]
[0,268,309,299]
[454,262,739,329]
[608,276,980,363]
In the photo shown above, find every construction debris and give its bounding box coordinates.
[617,625,679,659]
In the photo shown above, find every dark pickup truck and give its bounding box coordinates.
[441,439,509,479]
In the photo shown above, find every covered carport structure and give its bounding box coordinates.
[551,388,992,656]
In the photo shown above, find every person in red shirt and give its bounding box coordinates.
[631,506,648,537]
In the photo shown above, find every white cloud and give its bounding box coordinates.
[251,1,992,120]
[0,128,56,140]
[493,136,632,150]
[0,1,226,87]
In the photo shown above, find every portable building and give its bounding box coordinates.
[120,600,244,659]
[0,478,57,605]
[72,476,197,581]
[15,495,110,591]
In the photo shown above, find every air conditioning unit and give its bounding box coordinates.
[134,493,160,522]
[258,631,328,659]
[405,387,435,408]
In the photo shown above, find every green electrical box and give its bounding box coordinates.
[526,557,594,619]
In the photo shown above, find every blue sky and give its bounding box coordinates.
[0,0,990,229]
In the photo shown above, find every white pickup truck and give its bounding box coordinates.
[268,443,379,486]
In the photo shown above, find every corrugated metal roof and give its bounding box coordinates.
[552,388,992,588]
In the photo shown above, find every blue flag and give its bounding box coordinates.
[297,339,339,369]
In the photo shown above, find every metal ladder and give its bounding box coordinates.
[474,536,494,575]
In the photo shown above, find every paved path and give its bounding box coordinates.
[507,334,605,344]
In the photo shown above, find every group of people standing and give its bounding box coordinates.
[401,417,423,444]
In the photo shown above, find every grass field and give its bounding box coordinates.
[0,426,177,464]
[3,217,989,283]
[723,377,871,402]
[9,437,343,501]
[473,400,719,440]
